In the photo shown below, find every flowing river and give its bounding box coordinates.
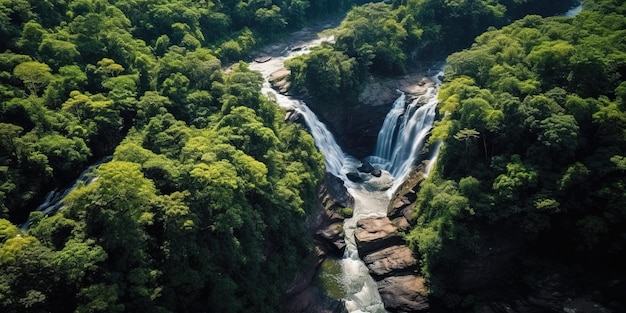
[249,23,442,313]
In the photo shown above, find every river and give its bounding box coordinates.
[249,20,441,313]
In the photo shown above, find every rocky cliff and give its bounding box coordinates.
[283,174,352,313]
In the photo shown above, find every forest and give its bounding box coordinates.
[1,0,624,312]
[405,0,626,311]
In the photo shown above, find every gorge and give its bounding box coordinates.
[250,22,443,312]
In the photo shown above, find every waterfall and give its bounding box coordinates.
[367,86,439,195]
[294,104,357,180]
[250,27,443,312]
[371,92,406,164]
[563,2,583,17]
[21,156,112,229]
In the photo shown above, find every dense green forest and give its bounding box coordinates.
[1,0,341,311]
[405,0,626,310]
[2,0,622,312]
[285,0,578,108]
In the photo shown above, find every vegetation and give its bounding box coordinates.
[0,0,339,311]
[2,0,622,311]
[406,0,626,309]
[285,0,577,109]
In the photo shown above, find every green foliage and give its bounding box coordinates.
[287,44,365,107]
[1,37,325,312]
[13,61,52,96]
[408,1,626,309]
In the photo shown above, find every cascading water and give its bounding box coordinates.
[367,75,442,196]
[250,28,442,312]
[293,104,357,180]
[21,156,112,229]
[371,92,406,164]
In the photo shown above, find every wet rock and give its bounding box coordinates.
[377,275,430,313]
[362,170,394,192]
[362,245,418,279]
[357,161,374,173]
[346,172,363,183]
[354,217,403,255]
[269,68,291,94]
[254,55,272,63]
[285,109,302,124]
[371,168,382,177]
[321,174,354,209]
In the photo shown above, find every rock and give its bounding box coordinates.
[285,109,302,124]
[387,164,425,222]
[377,275,429,313]
[322,174,354,209]
[362,170,394,192]
[388,193,417,221]
[357,161,374,173]
[284,286,347,313]
[269,68,290,82]
[354,217,403,255]
[269,68,291,93]
[346,172,363,183]
[316,222,346,255]
[254,55,272,63]
[371,168,382,177]
[362,245,418,279]
[284,246,326,298]
[391,216,411,232]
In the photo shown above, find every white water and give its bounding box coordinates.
[21,156,112,229]
[367,71,442,196]
[340,186,393,313]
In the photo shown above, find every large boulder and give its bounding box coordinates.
[354,217,403,255]
[357,161,375,173]
[377,275,430,313]
[371,168,382,177]
[361,245,418,279]
[285,109,302,124]
[269,68,291,94]
[321,174,354,209]
[346,172,363,183]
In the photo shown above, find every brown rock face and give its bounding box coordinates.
[284,174,351,313]
[361,245,418,279]
[377,276,429,313]
[348,165,435,312]
[354,217,404,255]
[269,68,291,94]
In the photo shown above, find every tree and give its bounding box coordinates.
[0,123,23,163]
[13,61,52,96]
[537,114,579,160]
